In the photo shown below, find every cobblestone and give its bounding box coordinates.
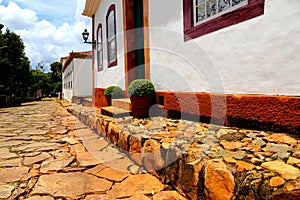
[0,100,185,199]
[69,99,300,200]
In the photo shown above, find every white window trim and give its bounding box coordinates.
[193,0,248,26]
[97,27,103,70]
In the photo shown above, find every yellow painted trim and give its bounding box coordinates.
[143,0,150,80]
[82,0,101,17]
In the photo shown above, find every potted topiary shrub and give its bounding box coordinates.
[128,79,155,118]
[104,86,124,106]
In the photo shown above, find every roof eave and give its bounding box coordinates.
[82,0,101,17]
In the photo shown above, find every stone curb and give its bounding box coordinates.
[62,101,300,200]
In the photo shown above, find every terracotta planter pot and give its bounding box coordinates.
[130,96,153,118]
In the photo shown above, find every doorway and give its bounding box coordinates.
[123,0,150,89]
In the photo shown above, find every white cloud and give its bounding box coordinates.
[0,2,38,30]
[0,0,91,71]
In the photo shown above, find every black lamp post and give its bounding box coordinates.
[82,29,95,47]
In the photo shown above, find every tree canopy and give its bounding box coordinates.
[0,24,30,96]
[0,24,62,99]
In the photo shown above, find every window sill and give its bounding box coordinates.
[108,60,118,68]
[183,0,265,41]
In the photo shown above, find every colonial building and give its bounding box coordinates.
[82,0,299,133]
[61,51,92,102]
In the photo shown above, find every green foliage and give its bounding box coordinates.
[0,24,62,99]
[128,79,155,97]
[104,86,124,98]
[28,61,62,97]
[0,24,30,97]
[50,62,62,83]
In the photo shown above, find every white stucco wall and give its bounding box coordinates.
[62,61,74,102]
[148,0,300,96]
[73,58,92,97]
[94,0,126,90]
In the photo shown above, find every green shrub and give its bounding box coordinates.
[128,79,155,97]
[104,86,124,98]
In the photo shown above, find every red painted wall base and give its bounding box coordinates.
[94,88,299,134]
[156,91,299,135]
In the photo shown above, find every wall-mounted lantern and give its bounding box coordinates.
[82,29,95,48]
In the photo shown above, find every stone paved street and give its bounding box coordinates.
[0,100,186,200]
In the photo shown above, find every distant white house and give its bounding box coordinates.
[61,51,92,102]
[82,0,300,133]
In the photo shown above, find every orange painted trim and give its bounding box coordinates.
[122,0,128,89]
[156,91,300,134]
[123,0,136,90]
[92,16,96,106]
[143,0,150,80]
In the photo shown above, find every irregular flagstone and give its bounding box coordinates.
[32,172,113,197]
[84,164,107,175]
[0,132,18,137]
[13,142,61,152]
[2,96,300,200]
[0,148,18,159]
[84,194,113,200]
[22,152,41,157]
[54,129,68,135]
[77,129,99,140]
[0,140,24,147]
[269,176,285,187]
[96,167,130,182]
[70,143,86,155]
[263,143,291,153]
[92,150,124,163]
[0,167,30,183]
[220,140,248,151]
[103,146,121,154]
[126,194,151,200]
[49,150,72,159]
[0,127,18,133]
[261,160,300,180]
[141,139,164,171]
[272,178,300,199]
[19,130,47,136]
[0,157,23,167]
[236,161,256,172]
[10,136,34,141]
[77,151,123,167]
[76,152,102,167]
[40,157,74,173]
[61,137,79,145]
[204,159,235,200]
[104,157,136,172]
[152,191,187,200]
[106,174,164,198]
[25,195,55,200]
[82,139,109,152]
[264,133,298,146]
[0,184,15,199]
[223,157,237,164]
[30,136,49,141]
[209,149,246,160]
[24,152,51,166]
[284,178,300,192]
[287,157,300,166]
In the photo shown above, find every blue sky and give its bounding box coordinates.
[0,0,91,71]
